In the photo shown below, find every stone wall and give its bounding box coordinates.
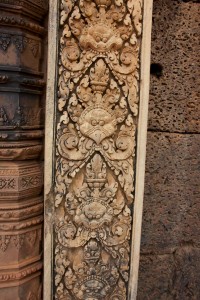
[138,0,200,299]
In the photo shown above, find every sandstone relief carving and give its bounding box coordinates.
[0,33,40,56]
[0,0,47,298]
[54,0,143,299]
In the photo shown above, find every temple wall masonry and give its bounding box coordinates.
[138,0,200,298]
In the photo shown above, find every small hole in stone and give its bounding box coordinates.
[150,63,163,78]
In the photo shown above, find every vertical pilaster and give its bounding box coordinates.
[45,0,153,299]
[0,1,48,299]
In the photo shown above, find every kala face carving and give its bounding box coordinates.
[54,0,143,298]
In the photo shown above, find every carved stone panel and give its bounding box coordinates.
[45,0,153,299]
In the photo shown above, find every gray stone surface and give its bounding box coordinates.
[141,132,200,254]
[138,133,200,299]
[138,0,200,298]
[148,0,200,133]
[138,247,200,299]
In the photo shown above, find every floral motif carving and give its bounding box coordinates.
[54,0,143,298]
[0,235,11,252]
[26,230,37,246]
[12,234,25,249]
[0,33,40,57]
[0,105,43,128]
[12,106,26,127]
[0,230,40,253]
[0,107,9,125]
[0,34,11,51]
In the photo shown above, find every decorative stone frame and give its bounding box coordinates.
[44,0,153,298]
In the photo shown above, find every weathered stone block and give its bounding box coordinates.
[141,132,200,254]
[148,0,200,133]
[138,254,174,300]
[138,247,200,299]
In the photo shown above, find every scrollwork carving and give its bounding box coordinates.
[54,0,143,298]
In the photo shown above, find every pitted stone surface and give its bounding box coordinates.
[141,132,200,253]
[138,254,174,299]
[148,0,200,133]
[138,247,200,299]
[138,132,200,298]
[138,0,200,297]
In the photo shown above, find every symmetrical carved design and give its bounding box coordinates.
[0,107,8,125]
[0,177,16,190]
[0,105,43,128]
[0,236,11,252]
[0,33,40,57]
[0,106,25,127]
[55,154,131,298]
[0,162,43,197]
[0,230,40,252]
[54,0,143,298]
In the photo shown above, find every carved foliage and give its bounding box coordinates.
[0,105,43,128]
[54,0,143,299]
[0,235,11,252]
[0,33,40,57]
[0,230,38,252]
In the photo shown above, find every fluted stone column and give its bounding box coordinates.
[0,1,48,299]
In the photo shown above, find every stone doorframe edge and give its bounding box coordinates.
[44,0,59,299]
[128,1,153,298]
[43,0,153,299]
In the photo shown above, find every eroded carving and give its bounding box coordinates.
[0,105,43,128]
[0,33,40,57]
[0,235,11,252]
[0,107,9,125]
[54,0,143,298]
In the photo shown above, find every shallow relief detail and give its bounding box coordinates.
[54,0,143,299]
